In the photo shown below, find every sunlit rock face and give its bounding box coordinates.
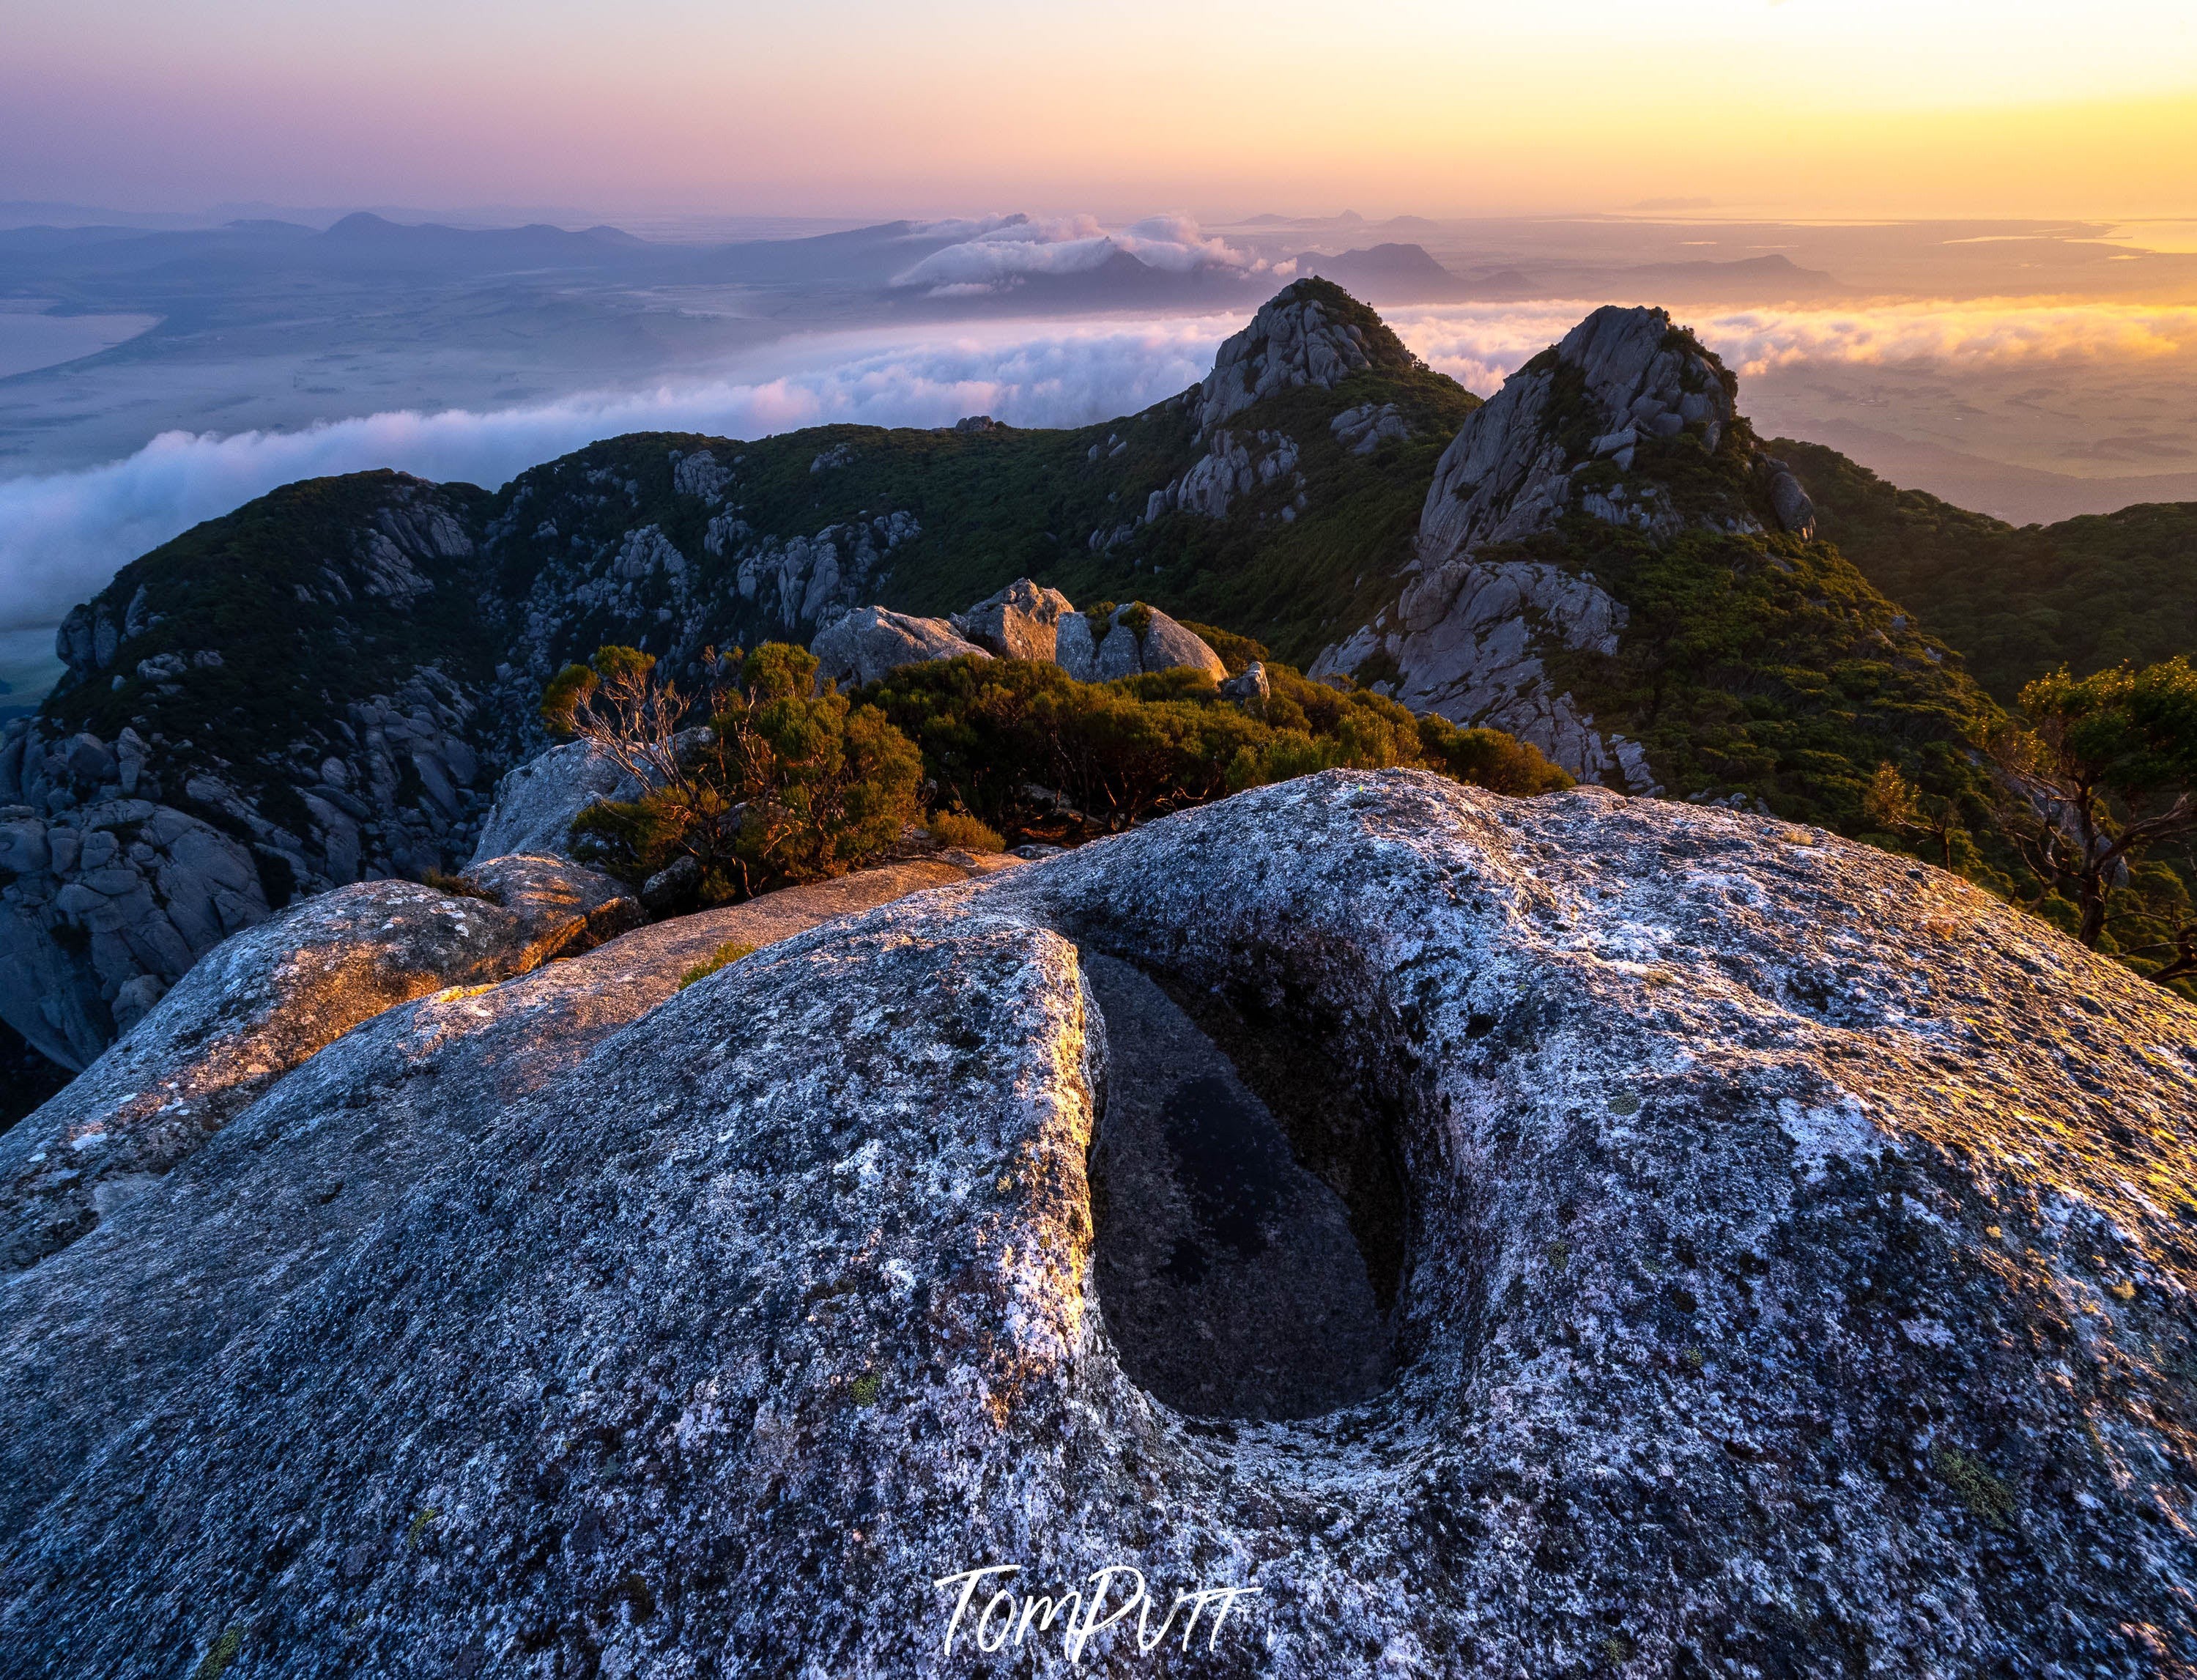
[0,854,639,1273]
[1054,602,1227,684]
[952,577,1073,662]
[4,770,2192,1676]
[809,604,989,689]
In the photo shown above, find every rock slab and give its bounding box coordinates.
[4,771,2193,1675]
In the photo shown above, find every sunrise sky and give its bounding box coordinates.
[4,0,2196,218]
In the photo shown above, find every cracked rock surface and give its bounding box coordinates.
[4,771,2195,1678]
[0,854,1011,1553]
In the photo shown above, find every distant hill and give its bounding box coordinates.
[1601,253,1845,302]
[1763,418,2197,526]
[1772,437,2197,700]
[1290,243,1464,300]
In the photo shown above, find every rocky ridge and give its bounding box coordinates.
[1314,306,1822,788]
[3,771,2193,1673]
[1196,281,1390,432]
[5,283,1996,1073]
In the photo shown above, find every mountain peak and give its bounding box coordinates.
[1415,302,1808,566]
[1197,278,1415,432]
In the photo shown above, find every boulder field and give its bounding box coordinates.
[3,770,2193,1676]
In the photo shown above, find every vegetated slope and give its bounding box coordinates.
[1772,437,2197,700]
[1312,306,2001,837]
[1533,517,1996,834]
[484,279,1475,674]
[34,470,503,881]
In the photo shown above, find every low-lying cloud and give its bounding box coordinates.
[1385,298,2197,396]
[0,318,1235,632]
[892,213,1264,295]
[11,294,2196,638]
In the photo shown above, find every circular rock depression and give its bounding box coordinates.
[1081,951,1397,1420]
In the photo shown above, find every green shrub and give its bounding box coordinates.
[1933,1446,2018,1531]
[564,642,922,906]
[859,654,1568,841]
[927,810,1006,853]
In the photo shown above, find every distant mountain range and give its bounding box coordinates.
[0,213,1850,308]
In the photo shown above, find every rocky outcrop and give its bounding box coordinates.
[0,854,637,1273]
[2,472,519,1069]
[1145,427,1305,522]
[1056,602,1229,683]
[810,606,990,689]
[951,577,1073,662]
[1330,399,1410,454]
[724,512,922,632]
[1316,559,1656,791]
[0,851,1018,1561]
[1198,278,1383,432]
[4,771,2193,1674]
[1316,306,1820,791]
[0,667,499,1067]
[465,740,637,866]
[0,791,270,1069]
[817,586,1227,689]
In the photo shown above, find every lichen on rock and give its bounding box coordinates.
[3,771,2190,1675]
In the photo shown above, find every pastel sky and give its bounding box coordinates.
[4,0,2196,217]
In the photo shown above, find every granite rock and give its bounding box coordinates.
[0,854,636,1272]
[810,606,990,689]
[951,577,1074,662]
[466,741,640,867]
[5,771,2192,1674]
[1198,279,1377,432]
[1056,603,1228,684]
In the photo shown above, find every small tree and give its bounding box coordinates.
[552,643,921,907]
[543,643,713,808]
[1862,761,1966,871]
[1982,656,2197,956]
[716,643,922,895]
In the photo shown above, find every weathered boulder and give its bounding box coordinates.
[465,740,638,867]
[0,854,1016,1554]
[951,577,1073,662]
[1056,602,1228,684]
[4,771,2192,1675]
[810,605,990,689]
[0,855,636,1272]
[464,853,645,961]
[1218,659,1272,705]
[1766,459,1819,540]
